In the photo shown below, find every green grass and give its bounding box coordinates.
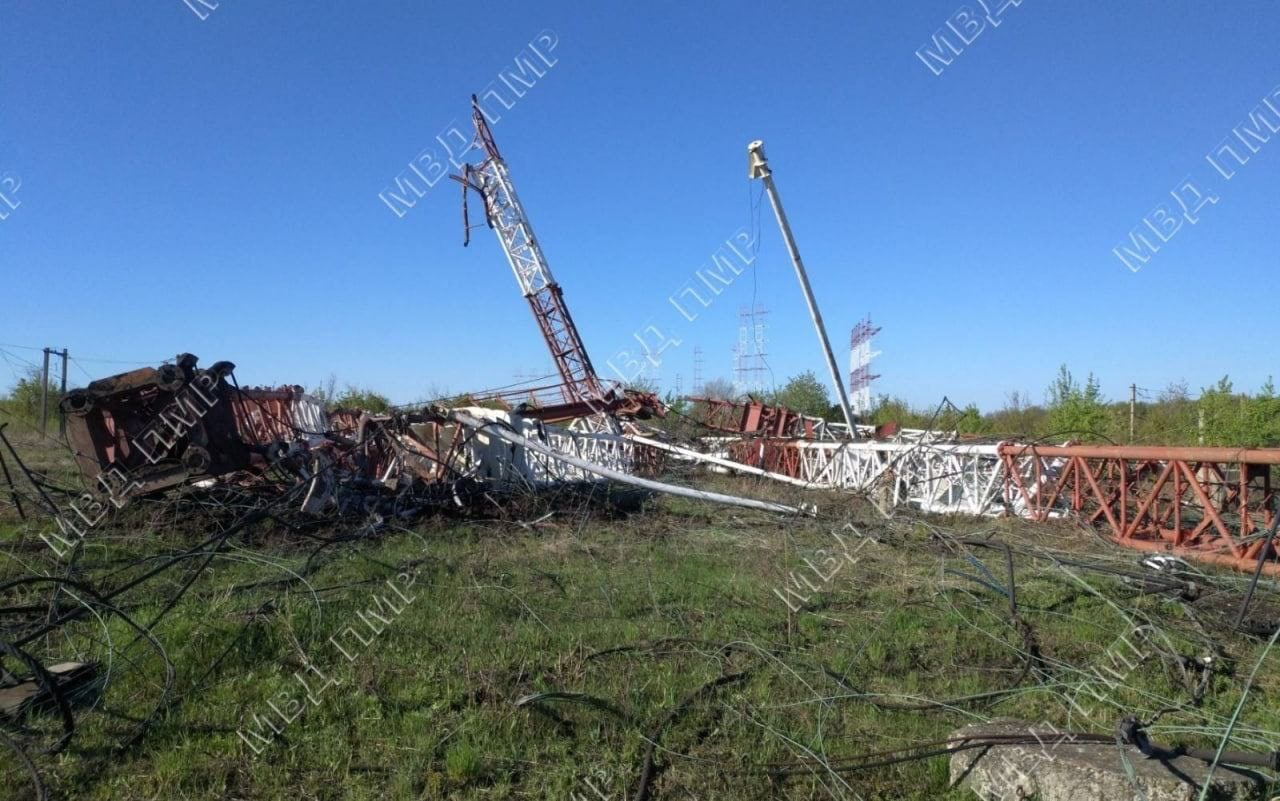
[1,456,1279,800]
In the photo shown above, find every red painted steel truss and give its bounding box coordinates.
[691,396,827,438]
[710,434,1280,576]
[1002,444,1279,573]
[464,382,663,425]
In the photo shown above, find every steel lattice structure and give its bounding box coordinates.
[733,305,768,395]
[716,435,1280,575]
[848,316,881,416]
[455,96,604,407]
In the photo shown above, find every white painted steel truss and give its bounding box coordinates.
[716,438,1070,519]
[454,409,638,487]
[451,408,1070,522]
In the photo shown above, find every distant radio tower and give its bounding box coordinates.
[734,305,769,395]
[692,345,704,395]
[849,316,881,416]
[674,373,683,395]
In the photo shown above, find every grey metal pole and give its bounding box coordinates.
[58,349,68,435]
[747,140,857,437]
[40,347,50,434]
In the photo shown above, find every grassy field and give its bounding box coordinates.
[1,436,1279,800]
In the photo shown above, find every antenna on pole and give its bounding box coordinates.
[747,140,857,436]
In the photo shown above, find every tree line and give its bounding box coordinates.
[677,365,1280,448]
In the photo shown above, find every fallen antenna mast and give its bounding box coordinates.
[454,96,609,412]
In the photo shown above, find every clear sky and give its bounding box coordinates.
[2,1,1278,411]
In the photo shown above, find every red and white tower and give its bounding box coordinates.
[849,316,881,416]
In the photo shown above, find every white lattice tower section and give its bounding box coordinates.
[734,305,768,395]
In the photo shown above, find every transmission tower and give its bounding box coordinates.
[692,345,703,395]
[848,316,882,416]
[734,305,769,395]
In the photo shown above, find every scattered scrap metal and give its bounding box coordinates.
[1,356,1277,799]
[46,354,802,524]
[688,395,1280,576]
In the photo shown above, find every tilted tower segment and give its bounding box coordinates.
[453,95,605,408]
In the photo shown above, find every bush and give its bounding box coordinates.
[770,371,832,418]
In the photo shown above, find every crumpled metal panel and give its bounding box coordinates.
[63,356,354,504]
[691,396,826,439]
[61,353,241,498]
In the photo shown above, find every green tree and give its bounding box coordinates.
[1197,376,1243,446]
[1136,381,1196,445]
[938,402,988,435]
[624,377,659,395]
[1,366,58,422]
[986,390,1048,437]
[868,395,918,428]
[1195,375,1280,447]
[700,377,736,400]
[772,371,833,418]
[334,385,392,413]
[1046,365,1109,441]
[661,391,688,418]
[1252,377,1280,446]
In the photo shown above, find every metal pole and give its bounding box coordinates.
[747,140,857,437]
[58,349,69,435]
[627,433,820,488]
[1129,383,1136,444]
[1232,498,1280,631]
[40,347,50,434]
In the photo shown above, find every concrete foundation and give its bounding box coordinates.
[949,719,1266,801]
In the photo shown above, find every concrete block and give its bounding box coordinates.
[949,719,1266,801]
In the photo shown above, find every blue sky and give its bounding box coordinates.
[2,1,1278,411]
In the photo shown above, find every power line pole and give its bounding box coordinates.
[1129,383,1136,444]
[58,349,69,435]
[40,347,50,434]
